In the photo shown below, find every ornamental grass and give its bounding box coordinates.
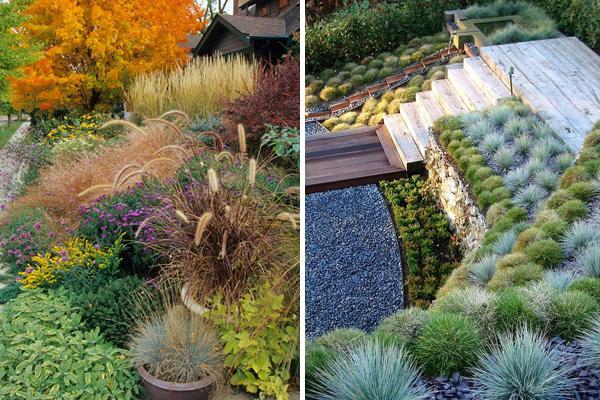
[126,54,257,119]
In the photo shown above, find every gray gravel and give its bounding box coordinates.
[305,184,404,338]
[305,121,329,137]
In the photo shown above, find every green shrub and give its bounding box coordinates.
[310,340,428,400]
[0,290,141,399]
[363,68,379,82]
[492,288,542,333]
[523,239,564,268]
[568,277,600,302]
[376,307,430,347]
[351,65,368,75]
[326,77,342,87]
[349,75,364,85]
[557,199,588,222]
[539,219,569,240]
[496,253,528,270]
[514,227,547,251]
[567,181,594,202]
[64,274,144,346]
[512,263,544,286]
[551,290,599,340]
[306,95,319,107]
[546,189,574,209]
[472,327,577,399]
[559,165,588,188]
[408,75,425,87]
[414,313,483,376]
[319,69,336,80]
[306,340,340,395]
[331,123,351,132]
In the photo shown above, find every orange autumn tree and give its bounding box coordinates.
[10,0,206,112]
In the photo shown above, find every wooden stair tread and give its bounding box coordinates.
[383,114,424,169]
[416,91,446,127]
[376,126,405,168]
[400,102,430,155]
[431,79,470,116]
[447,67,494,111]
[463,57,511,104]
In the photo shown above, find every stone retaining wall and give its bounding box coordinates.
[425,134,487,253]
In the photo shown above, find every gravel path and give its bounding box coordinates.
[0,122,29,210]
[305,121,329,137]
[305,184,404,338]
[0,122,29,293]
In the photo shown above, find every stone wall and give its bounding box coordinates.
[425,134,487,253]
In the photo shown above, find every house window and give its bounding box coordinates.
[260,4,268,17]
[279,0,288,11]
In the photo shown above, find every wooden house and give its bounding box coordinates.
[192,0,299,61]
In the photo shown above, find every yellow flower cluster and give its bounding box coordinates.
[46,114,104,144]
[19,237,112,289]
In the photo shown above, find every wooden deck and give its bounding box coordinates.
[306,127,418,193]
[480,37,600,152]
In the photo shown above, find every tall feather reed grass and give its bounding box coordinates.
[12,118,188,224]
[126,55,258,119]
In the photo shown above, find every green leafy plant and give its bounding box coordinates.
[413,312,483,376]
[310,339,428,400]
[261,124,300,167]
[380,176,461,307]
[130,304,223,383]
[208,282,299,400]
[471,327,577,399]
[0,290,140,399]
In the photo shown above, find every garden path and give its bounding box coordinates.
[0,122,30,291]
[305,184,404,338]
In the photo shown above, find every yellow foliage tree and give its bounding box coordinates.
[10,0,206,112]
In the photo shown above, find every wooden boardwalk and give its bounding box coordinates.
[306,127,417,193]
[481,37,600,152]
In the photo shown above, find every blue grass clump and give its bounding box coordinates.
[471,327,577,399]
[544,270,578,291]
[577,244,600,277]
[493,147,517,171]
[311,339,429,400]
[480,134,506,154]
[467,120,495,144]
[534,169,559,192]
[505,117,530,137]
[580,318,600,370]
[513,184,547,211]
[470,254,499,285]
[487,106,513,128]
[492,229,518,256]
[504,166,531,192]
[514,134,532,155]
[561,221,600,257]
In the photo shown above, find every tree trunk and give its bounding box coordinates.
[7,113,11,126]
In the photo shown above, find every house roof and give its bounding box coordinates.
[219,14,289,38]
[193,13,292,56]
[178,34,202,49]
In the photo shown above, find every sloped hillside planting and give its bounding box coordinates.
[307,102,600,397]
[305,33,449,109]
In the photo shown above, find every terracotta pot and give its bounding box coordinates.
[137,364,216,400]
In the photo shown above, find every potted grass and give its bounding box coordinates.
[130,305,223,400]
[139,126,300,313]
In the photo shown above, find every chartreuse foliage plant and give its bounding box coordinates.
[310,339,429,400]
[208,282,298,400]
[471,327,577,399]
[17,236,122,289]
[0,290,140,399]
[320,64,447,131]
[380,176,461,307]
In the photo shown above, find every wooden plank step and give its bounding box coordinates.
[463,56,511,104]
[447,67,494,111]
[416,91,447,127]
[400,102,430,155]
[383,114,424,171]
[431,79,470,116]
[376,126,405,168]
